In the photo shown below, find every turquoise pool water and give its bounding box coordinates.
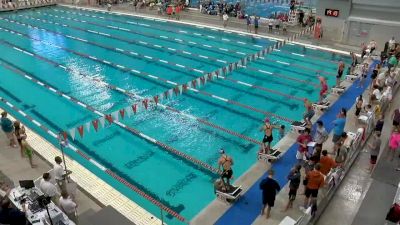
[0,6,351,224]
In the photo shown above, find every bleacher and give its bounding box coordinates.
[0,0,56,12]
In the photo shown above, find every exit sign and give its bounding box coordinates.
[325,9,339,17]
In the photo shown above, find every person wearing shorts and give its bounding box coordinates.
[260,170,280,219]
[332,108,347,151]
[368,131,381,173]
[254,16,259,34]
[303,98,315,121]
[336,61,345,87]
[284,165,301,211]
[304,163,324,208]
[260,118,278,154]
[355,95,363,117]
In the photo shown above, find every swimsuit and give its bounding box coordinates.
[262,125,273,143]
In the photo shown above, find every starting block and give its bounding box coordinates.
[291,121,306,133]
[257,148,282,163]
[331,86,345,95]
[346,74,359,82]
[312,101,330,112]
[214,180,243,204]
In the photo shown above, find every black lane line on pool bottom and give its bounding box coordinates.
[0,56,220,178]
[0,97,186,219]
[5,15,302,104]
[0,29,266,149]
[4,16,320,91]
[52,8,265,51]
[0,24,295,123]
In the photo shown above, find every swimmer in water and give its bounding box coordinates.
[260,118,280,154]
[303,98,315,121]
[218,149,234,185]
[336,61,345,87]
[318,75,328,104]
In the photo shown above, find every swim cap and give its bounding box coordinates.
[219,148,225,154]
[264,118,270,123]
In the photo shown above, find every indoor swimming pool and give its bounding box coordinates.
[0,5,352,224]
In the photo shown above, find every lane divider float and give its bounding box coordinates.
[0,96,187,222]
[0,57,220,176]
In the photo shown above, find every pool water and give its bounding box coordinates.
[0,6,351,224]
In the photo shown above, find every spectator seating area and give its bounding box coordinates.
[0,0,56,11]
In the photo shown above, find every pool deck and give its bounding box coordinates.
[0,109,162,225]
[1,4,369,225]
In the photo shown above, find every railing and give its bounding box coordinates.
[295,66,400,225]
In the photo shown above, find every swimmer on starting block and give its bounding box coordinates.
[260,118,280,154]
[218,149,234,186]
[318,75,328,104]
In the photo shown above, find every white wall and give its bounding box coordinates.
[316,0,351,41]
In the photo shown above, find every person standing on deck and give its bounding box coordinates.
[246,16,252,33]
[336,61,345,87]
[254,15,259,34]
[223,12,229,28]
[260,118,279,154]
[260,169,281,219]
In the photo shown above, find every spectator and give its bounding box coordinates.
[388,54,398,72]
[296,128,312,166]
[39,173,59,204]
[284,164,301,211]
[332,108,347,151]
[0,198,27,225]
[319,150,336,175]
[13,121,26,157]
[389,37,396,51]
[368,131,381,173]
[369,40,377,53]
[314,121,328,149]
[370,85,382,102]
[389,128,400,162]
[361,42,367,59]
[392,107,400,129]
[335,132,349,165]
[355,95,364,117]
[59,191,78,224]
[259,169,281,219]
[303,163,324,209]
[374,114,385,133]
[1,112,17,148]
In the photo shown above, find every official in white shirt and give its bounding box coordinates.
[39,173,59,205]
[54,156,67,192]
[59,191,78,224]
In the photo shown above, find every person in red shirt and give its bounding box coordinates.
[296,128,312,165]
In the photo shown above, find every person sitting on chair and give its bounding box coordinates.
[218,149,234,186]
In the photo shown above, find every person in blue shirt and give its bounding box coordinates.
[332,108,347,151]
[260,169,281,219]
[254,15,259,34]
[1,112,17,148]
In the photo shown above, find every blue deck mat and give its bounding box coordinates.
[214,60,377,225]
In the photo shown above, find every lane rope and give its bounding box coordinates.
[0,56,220,176]
[0,20,294,122]
[0,96,187,222]
[0,36,263,145]
[1,22,303,102]
[53,8,266,51]
[6,16,321,88]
